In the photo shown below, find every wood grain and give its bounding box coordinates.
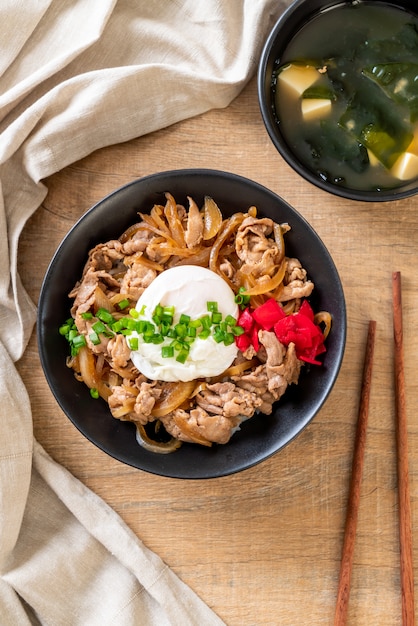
[16,77,417,625]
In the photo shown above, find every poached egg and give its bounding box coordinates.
[129,265,239,382]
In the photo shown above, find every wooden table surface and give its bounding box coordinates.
[17,76,417,625]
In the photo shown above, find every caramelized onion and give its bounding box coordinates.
[172,246,211,268]
[218,358,259,378]
[118,222,143,243]
[151,381,195,418]
[78,346,99,389]
[241,259,286,296]
[164,193,186,247]
[202,196,223,240]
[111,400,137,418]
[314,310,332,339]
[93,286,115,313]
[136,423,182,454]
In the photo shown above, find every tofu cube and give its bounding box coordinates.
[391,152,418,180]
[301,98,332,120]
[278,64,319,97]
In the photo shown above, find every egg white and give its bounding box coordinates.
[129,265,239,382]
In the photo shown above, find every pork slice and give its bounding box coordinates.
[279,258,314,302]
[108,383,137,418]
[119,264,157,300]
[258,330,301,400]
[107,334,131,369]
[235,216,280,277]
[121,227,155,256]
[133,381,162,425]
[162,406,240,445]
[70,267,121,317]
[196,381,262,418]
[82,240,124,273]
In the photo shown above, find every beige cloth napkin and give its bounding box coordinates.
[0,1,291,624]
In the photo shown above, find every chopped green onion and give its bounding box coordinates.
[90,388,100,399]
[200,315,211,330]
[224,332,235,346]
[213,330,225,343]
[179,313,191,324]
[72,334,87,349]
[81,311,93,320]
[89,331,101,345]
[176,349,189,364]
[92,321,106,334]
[162,345,174,358]
[225,314,237,326]
[211,311,222,324]
[111,320,124,333]
[129,307,139,319]
[174,323,187,337]
[207,301,218,312]
[59,323,72,336]
[68,329,78,342]
[96,308,115,324]
[235,287,250,309]
[128,337,139,351]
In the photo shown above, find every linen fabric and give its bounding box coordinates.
[0,1,291,624]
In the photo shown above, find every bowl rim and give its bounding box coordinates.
[37,168,347,478]
[257,0,418,202]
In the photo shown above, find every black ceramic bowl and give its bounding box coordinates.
[38,169,346,479]
[258,0,418,202]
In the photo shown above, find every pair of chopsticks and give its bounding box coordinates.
[333,272,415,626]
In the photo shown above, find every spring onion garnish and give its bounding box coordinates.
[59,318,87,356]
[117,298,130,310]
[90,388,100,399]
[60,301,244,365]
[234,286,251,309]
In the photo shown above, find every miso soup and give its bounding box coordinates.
[273,2,418,192]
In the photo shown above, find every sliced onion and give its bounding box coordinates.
[118,222,143,243]
[172,246,211,268]
[314,311,332,339]
[151,381,195,418]
[93,286,115,313]
[241,259,286,296]
[136,423,182,454]
[218,358,259,378]
[164,192,186,247]
[202,196,223,240]
[111,400,137,418]
[150,204,173,235]
[78,346,99,389]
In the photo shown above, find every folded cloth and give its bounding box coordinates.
[0,1,291,623]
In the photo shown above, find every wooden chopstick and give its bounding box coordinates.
[392,271,416,626]
[333,320,376,626]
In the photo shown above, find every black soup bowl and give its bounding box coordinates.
[258,0,418,202]
[37,169,346,479]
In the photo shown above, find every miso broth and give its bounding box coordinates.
[273,2,418,192]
